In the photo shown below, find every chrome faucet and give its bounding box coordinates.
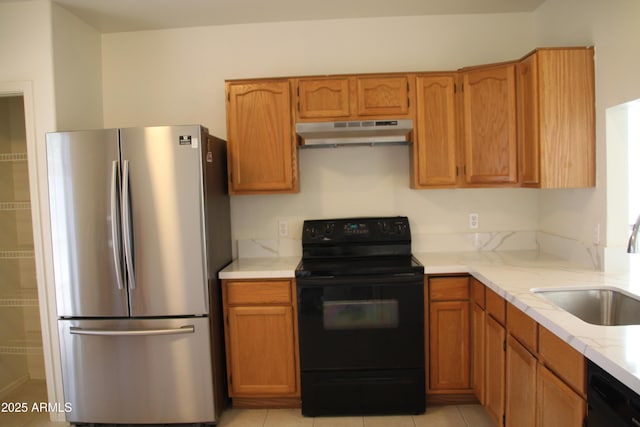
[628,214,640,253]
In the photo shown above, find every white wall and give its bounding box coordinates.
[51,2,104,130]
[0,0,65,419]
[101,14,540,252]
[0,1,56,136]
[534,0,640,269]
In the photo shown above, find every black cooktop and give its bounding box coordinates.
[295,255,423,278]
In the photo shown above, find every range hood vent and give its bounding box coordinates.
[296,119,413,148]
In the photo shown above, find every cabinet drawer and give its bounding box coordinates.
[507,303,537,353]
[430,276,470,301]
[225,280,292,305]
[538,326,585,396]
[486,288,506,325]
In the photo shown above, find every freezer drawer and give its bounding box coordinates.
[58,317,216,424]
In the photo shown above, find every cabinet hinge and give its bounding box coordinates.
[503,414,506,426]
[227,92,230,102]
[503,339,507,351]
[455,166,459,177]
[454,83,457,93]
[297,101,300,112]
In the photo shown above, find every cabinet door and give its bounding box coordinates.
[462,64,518,186]
[536,48,595,188]
[226,305,297,396]
[413,74,458,188]
[536,365,586,427]
[355,76,410,117]
[485,315,506,426]
[226,80,297,194]
[518,53,540,186]
[472,302,485,404]
[505,336,536,427]
[296,78,350,119]
[429,300,470,391]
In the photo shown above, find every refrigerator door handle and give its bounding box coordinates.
[69,325,195,336]
[122,159,136,290]
[110,161,125,290]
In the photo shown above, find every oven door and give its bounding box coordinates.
[296,274,424,371]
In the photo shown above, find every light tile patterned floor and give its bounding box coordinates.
[1,380,495,427]
[0,380,67,427]
[219,405,496,427]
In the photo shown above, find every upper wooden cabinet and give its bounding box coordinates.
[295,75,412,121]
[225,79,298,194]
[412,74,459,188]
[296,78,351,119]
[224,46,595,193]
[517,47,595,188]
[355,75,411,117]
[461,62,519,187]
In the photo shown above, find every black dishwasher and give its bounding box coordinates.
[588,359,640,426]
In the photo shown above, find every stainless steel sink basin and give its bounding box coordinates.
[532,287,640,326]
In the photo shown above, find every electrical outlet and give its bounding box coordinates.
[469,213,479,229]
[278,220,289,237]
[593,223,601,245]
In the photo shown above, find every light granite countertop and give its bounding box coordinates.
[219,250,640,395]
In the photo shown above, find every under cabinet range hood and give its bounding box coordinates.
[296,119,413,148]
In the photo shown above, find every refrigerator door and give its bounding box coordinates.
[120,125,209,316]
[58,317,215,424]
[46,130,129,317]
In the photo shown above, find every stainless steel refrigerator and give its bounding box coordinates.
[46,125,231,425]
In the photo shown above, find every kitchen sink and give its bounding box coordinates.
[532,287,640,326]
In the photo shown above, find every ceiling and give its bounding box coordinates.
[2,0,547,33]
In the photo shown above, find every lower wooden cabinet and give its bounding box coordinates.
[536,365,586,427]
[226,305,296,395]
[427,276,475,403]
[506,336,536,427]
[220,273,588,422]
[430,300,470,390]
[471,295,485,404]
[485,314,506,426]
[471,278,587,427]
[222,279,300,406]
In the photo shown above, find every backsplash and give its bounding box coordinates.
[235,230,603,270]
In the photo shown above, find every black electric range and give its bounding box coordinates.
[295,216,426,416]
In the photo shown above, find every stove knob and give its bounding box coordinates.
[324,223,335,236]
[305,226,318,239]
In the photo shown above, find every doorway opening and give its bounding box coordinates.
[0,95,48,425]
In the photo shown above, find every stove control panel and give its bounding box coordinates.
[302,216,410,243]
